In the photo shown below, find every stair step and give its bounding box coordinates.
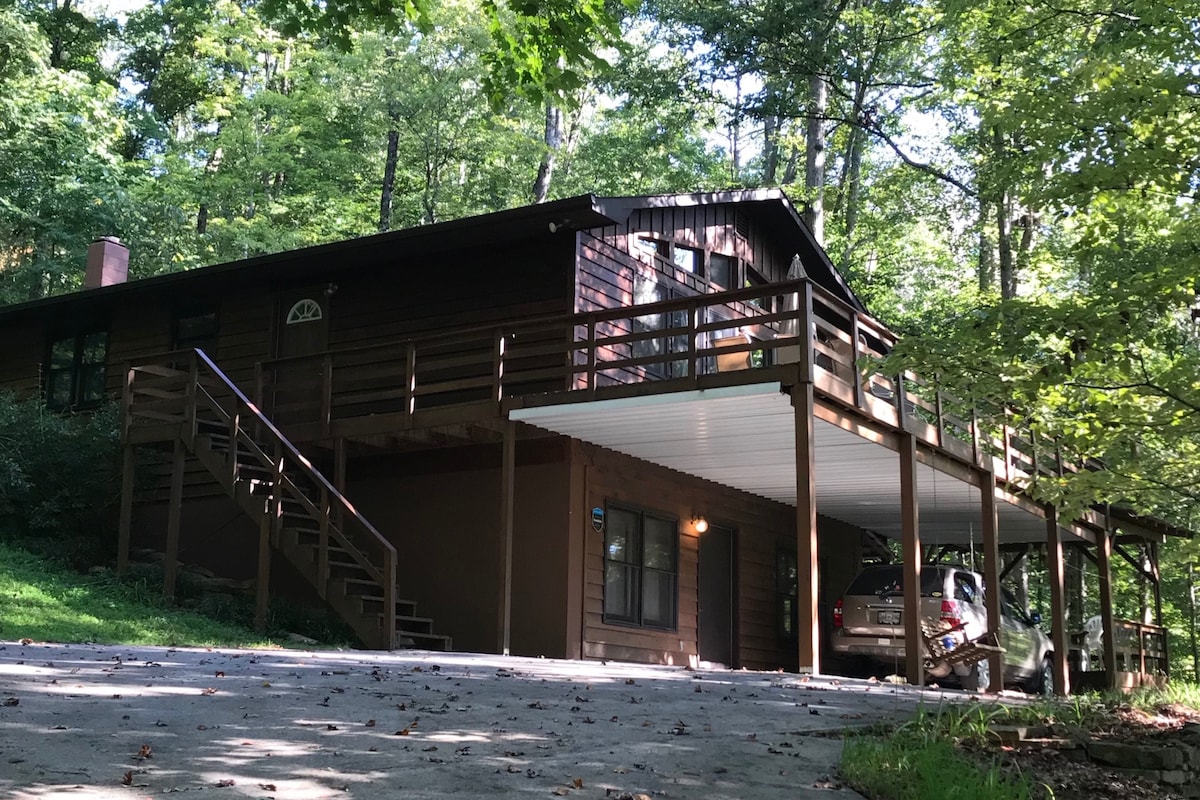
[330,578,419,611]
[171,388,452,654]
[394,631,453,651]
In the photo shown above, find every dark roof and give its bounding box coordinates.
[0,190,863,325]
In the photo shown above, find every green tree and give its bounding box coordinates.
[0,8,134,302]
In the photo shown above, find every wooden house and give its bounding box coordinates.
[0,190,1183,691]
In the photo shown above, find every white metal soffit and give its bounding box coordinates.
[511,382,1052,544]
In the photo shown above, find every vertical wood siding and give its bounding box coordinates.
[576,442,803,670]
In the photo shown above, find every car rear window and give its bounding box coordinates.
[844,566,945,597]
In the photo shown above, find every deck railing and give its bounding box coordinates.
[256,277,1066,485]
[1112,619,1169,677]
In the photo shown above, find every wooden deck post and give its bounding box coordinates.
[1151,541,1168,677]
[980,471,1004,692]
[1045,507,1070,696]
[117,444,135,575]
[255,513,271,632]
[1098,510,1118,688]
[898,432,922,684]
[792,382,819,673]
[164,439,185,601]
[497,419,516,656]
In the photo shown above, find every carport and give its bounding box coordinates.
[508,287,1186,694]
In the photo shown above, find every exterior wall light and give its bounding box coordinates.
[692,514,709,534]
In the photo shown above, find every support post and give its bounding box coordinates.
[1190,563,1199,683]
[1045,507,1069,695]
[255,513,271,632]
[1151,541,1168,677]
[117,444,135,575]
[980,472,1003,692]
[1098,511,1118,688]
[792,382,820,673]
[164,439,185,600]
[497,419,516,656]
[899,432,922,684]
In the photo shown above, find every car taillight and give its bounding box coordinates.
[940,599,961,629]
[833,599,843,629]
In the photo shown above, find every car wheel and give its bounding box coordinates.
[963,659,990,693]
[1032,656,1054,696]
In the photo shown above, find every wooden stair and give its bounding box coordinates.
[122,349,451,651]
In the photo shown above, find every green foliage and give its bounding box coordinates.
[0,540,281,647]
[0,394,121,566]
[841,705,1036,800]
[0,8,135,303]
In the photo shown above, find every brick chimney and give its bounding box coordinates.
[85,236,129,289]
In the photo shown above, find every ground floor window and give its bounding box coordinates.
[45,330,107,410]
[604,505,678,629]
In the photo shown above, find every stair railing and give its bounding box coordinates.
[126,348,397,648]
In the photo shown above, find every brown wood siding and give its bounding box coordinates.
[0,324,45,397]
[574,232,785,388]
[105,307,171,397]
[575,442,801,671]
[215,295,272,390]
[328,239,574,352]
[347,438,571,656]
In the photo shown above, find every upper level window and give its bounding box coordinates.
[709,253,735,288]
[604,505,678,629]
[174,310,218,354]
[286,298,323,324]
[45,331,107,410]
[635,237,668,259]
[672,246,700,274]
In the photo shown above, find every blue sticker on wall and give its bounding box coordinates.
[591,507,605,532]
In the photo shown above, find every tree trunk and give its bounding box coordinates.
[729,75,742,184]
[804,72,827,245]
[782,144,800,184]
[531,104,562,204]
[978,199,995,292]
[839,121,865,272]
[993,126,1016,299]
[1015,209,1036,284]
[197,204,208,234]
[762,114,780,186]
[379,125,399,232]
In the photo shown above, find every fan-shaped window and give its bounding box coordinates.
[285,299,323,324]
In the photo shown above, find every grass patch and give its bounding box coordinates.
[840,705,1036,800]
[0,540,282,648]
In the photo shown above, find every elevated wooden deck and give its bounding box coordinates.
[251,277,1068,496]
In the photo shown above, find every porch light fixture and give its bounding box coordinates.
[692,514,709,534]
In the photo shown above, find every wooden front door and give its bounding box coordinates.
[698,525,735,667]
[271,290,330,426]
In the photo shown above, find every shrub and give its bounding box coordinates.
[0,393,121,565]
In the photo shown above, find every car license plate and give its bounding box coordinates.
[878,610,901,625]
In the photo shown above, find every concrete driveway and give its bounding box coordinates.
[0,642,968,799]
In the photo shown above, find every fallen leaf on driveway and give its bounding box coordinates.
[365,719,376,727]
[121,771,132,786]
[2,698,18,707]
[136,744,152,759]
[215,778,235,787]
[201,687,217,695]
[259,784,276,791]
